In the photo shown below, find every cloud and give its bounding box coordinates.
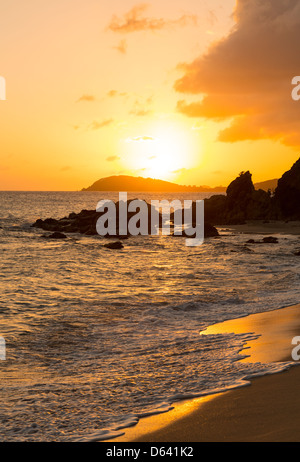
[130,108,151,117]
[90,119,114,130]
[132,136,155,141]
[207,9,218,27]
[77,95,96,103]
[171,168,189,174]
[108,3,197,34]
[107,90,128,98]
[129,102,151,117]
[129,95,153,117]
[60,166,72,172]
[126,135,155,142]
[175,0,300,148]
[113,39,128,54]
[106,155,120,162]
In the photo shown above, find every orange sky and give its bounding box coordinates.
[1,0,300,190]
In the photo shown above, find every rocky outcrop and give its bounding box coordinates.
[32,158,300,236]
[274,158,300,220]
[33,199,219,239]
[32,201,159,238]
[204,171,273,225]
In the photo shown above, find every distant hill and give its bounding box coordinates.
[82,174,278,193]
[82,175,226,193]
[254,179,278,192]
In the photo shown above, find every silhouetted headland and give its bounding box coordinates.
[81,174,277,193]
[81,175,226,193]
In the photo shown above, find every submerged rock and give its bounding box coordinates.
[103,241,124,250]
[262,236,278,244]
[246,236,278,244]
[43,232,67,239]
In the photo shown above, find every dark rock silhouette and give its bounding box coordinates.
[171,222,219,239]
[33,201,159,237]
[203,158,300,225]
[104,241,124,250]
[246,236,278,244]
[274,158,300,220]
[42,232,67,239]
[204,171,274,225]
[32,158,300,236]
[262,236,278,244]
[32,199,218,239]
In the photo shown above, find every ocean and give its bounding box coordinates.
[0,191,299,441]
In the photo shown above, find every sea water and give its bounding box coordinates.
[0,191,299,441]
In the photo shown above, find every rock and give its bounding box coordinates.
[32,200,162,238]
[203,195,227,224]
[203,171,273,225]
[45,232,67,239]
[227,171,254,207]
[103,241,124,250]
[246,237,278,244]
[294,250,300,256]
[172,222,219,239]
[274,158,300,220]
[204,223,219,238]
[262,236,278,244]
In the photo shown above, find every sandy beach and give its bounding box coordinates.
[107,304,300,442]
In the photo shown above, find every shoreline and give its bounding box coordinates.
[223,220,300,235]
[106,304,300,442]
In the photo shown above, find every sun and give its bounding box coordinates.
[123,121,196,181]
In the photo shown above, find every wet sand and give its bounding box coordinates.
[107,304,300,442]
[224,220,300,235]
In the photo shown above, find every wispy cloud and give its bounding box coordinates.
[108,4,197,34]
[171,168,189,174]
[126,135,155,142]
[107,90,128,98]
[106,155,120,162]
[132,136,155,141]
[113,39,128,54]
[129,100,151,117]
[89,119,114,130]
[76,95,96,103]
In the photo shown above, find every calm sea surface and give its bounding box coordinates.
[0,191,299,441]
